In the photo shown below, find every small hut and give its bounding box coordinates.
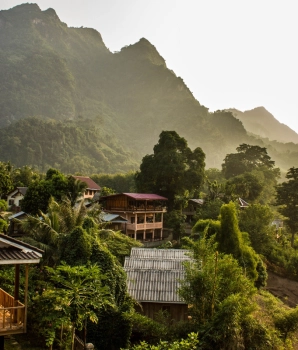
[0,234,43,348]
[124,248,191,322]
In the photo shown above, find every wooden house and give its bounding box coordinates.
[7,211,28,237]
[0,234,43,347]
[73,176,101,200]
[124,248,191,322]
[99,193,168,241]
[6,187,28,212]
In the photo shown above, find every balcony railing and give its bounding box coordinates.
[109,206,167,212]
[126,222,163,231]
[0,288,25,334]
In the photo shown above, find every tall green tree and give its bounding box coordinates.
[238,203,276,255]
[222,144,280,204]
[0,161,13,198]
[275,167,298,247]
[11,165,41,187]
[225,172,263,202]
[17,197,87,266]
[135,131,205,209]
[217,202,259,281]
[179,236,266,349]
[21,168,87,214]
[222,144,276,179]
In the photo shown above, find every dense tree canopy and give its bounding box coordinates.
[222,144,276,179]
[225,172,263,202]
[0,161,13,198]
[221,144,280,205]
[275,167,298,246]
[21,168,87,214]
[135,131,205,209]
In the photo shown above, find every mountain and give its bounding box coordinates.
[227,107,298,144]
[0,3,298,174]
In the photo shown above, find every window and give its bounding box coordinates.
[9,199,14,205]
[137,216,144,224]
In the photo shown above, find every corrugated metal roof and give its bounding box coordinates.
[189,199,204,205]
[123,193,168,201]
[125,269,185,303]
[102,213,128,223]
[124,257,188,270]
[8,211,27,220]
[0,234,43,264]
[130,248,191,260]
[0,248,42,263]
[73,176,101,190]
[124,248,191,304]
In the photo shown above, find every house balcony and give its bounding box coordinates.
[0,288,25,335]
[126,222,163,231]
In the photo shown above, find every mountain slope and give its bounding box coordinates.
[0,4,298,173]
[227,107,298,144]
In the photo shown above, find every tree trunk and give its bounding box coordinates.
[71,325,75,350]
[291,231,295,248]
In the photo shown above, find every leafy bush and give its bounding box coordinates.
[126,332,199,350]
[0,218,8,233]
[0,199,8,211]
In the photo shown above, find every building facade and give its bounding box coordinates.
[100,193,167,241]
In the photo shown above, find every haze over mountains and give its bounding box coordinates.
[1,3,298,174]
[227,107,298,144]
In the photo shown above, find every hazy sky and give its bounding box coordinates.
[2,1,298,132]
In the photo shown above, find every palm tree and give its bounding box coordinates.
[15,197,87,266]
[66,176,88,206]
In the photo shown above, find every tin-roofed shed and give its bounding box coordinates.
[124,248,191,321]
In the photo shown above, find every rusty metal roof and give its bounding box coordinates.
[0,234,43,265]
[123,193,168,201]
[73,176,101,190]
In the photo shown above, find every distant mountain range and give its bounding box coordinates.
[0,3,298,174]
[227,107,298,144]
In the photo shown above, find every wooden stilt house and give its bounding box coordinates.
[0,234,43,340]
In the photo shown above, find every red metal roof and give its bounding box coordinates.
[73,176,101,190]
[123,193,168,201]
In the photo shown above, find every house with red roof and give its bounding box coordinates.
[99,193,168,241]
[73,176,101,200]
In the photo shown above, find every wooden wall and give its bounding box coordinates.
[137,302,188,322]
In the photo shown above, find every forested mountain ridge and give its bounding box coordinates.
[1,3,298,173]
[227,107,298,144]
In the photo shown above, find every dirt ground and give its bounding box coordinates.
[266,270,298,307]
